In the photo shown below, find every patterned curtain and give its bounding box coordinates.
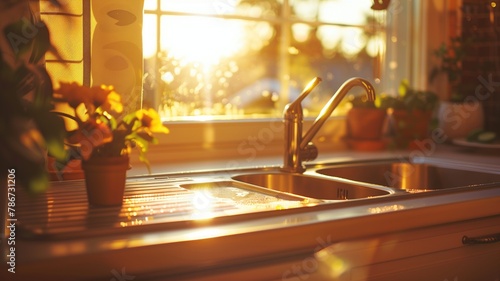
[41,0,144,114]
[91,0,144,114]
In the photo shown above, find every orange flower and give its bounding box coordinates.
[55,82,91,108]
[55,83,123,114]
[89,85,110,107]
[90,85,123,114]
[54,81,168,164]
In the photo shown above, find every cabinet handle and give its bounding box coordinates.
[462,233,500,245]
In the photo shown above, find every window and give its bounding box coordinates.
[42,0,413,121]
[142,0,398,121]
[41,0,417,167]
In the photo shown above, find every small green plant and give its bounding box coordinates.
[347,94,377,109]
[379,79,438,112]
[53,82,169,173]
[430,36,472,102]
[347,92,394,110]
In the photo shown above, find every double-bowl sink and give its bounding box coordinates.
[182,158,500,203]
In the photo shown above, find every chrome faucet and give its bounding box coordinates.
[282,77,376,173]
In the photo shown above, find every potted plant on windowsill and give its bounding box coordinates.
[53,82,169,206]
[430,36,484,139]
[382,80,439,149]
[344,94,388,151]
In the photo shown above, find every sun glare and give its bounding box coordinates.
[143,2,246,66]
[160,16,244,66]
[144,0,375,62]
[143,0,383,120]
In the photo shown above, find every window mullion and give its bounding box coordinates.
[83,0,91,87]
[145,8,371,29]
[278,0,292,112]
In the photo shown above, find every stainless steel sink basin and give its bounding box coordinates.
[316,161,500,192]
[232,173,393,200]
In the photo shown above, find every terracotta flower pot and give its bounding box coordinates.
[346,108,387,140]
[391,109,433,149]
[82,155,130,207]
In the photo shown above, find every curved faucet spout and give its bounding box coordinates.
[282,77,376,173]
[301,78,375,149]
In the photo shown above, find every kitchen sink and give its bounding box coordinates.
[232,172,393,200]
[316,161,500,192]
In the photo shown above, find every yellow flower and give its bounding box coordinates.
[135,108,169,134]
[54,81,168,164]
[91,85,123,114]
[104,90,123,114]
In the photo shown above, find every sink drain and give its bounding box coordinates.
[337,188,349,200]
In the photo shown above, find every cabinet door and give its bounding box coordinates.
[351,242,500,281]
[314,216,500,281]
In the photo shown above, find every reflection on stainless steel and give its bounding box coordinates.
[232,172,392,200]
[16,177,312,239]
[317,161,500,191]
[283,77,376,173]
[368,204,405,214]
[182,181,310,211]
[17,157,500,241]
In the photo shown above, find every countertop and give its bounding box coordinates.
[3,144,500,281]
[128,143,500,176]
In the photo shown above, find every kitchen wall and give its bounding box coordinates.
[460,0,500,134]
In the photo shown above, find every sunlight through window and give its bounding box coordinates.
[143,0,386,121]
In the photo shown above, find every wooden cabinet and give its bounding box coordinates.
[313,215,500,281]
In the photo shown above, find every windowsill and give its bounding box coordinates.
[128,116,349,176]
[128,141,500,177]
[127,150,395,177]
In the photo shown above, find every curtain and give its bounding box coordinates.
[41,0,144,114]
[91,0,144,114]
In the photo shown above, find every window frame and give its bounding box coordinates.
[143,0,393,119]
[133,0,423,171]
[41,1,431,172]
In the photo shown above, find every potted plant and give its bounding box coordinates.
[0,0,67,193]
[430,36,484,139]
[344,94,387,151]
[53,82,169,206]
[381,80,439,149]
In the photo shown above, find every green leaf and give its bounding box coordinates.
[4,19,33,60]
[35,112,67,161]
[398,79,410,97]
[29,21,52,64]
[27,171,49,194]
[129,134,149,153]
[8,119,46,163]
[122,111,138,125]
[348,94,376,108]
[134,135,152,173]
[32,66,55,111]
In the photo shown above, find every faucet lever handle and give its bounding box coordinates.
[290,77,322,106]
[301,142,318,162]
